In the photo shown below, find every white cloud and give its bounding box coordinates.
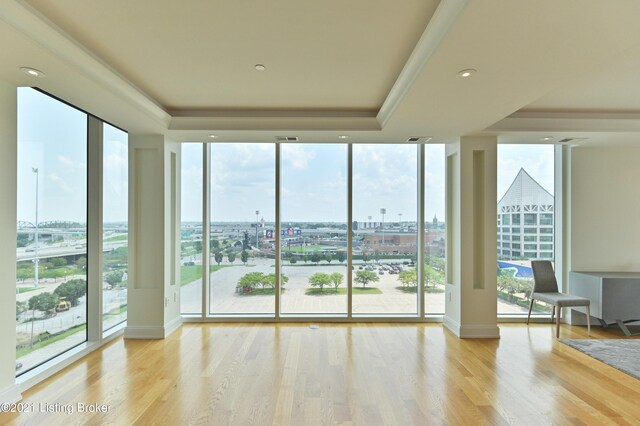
[281,145,316,170]
[47,173,72,193]
[57,155,74,168]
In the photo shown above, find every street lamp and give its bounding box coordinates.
[32,167,39,288]
[255,210,260,251]
[380,208,386,245]
[30,167,39,349]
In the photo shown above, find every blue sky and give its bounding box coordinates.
[18,87,554,225]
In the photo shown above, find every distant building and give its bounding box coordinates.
[497,168,554,260]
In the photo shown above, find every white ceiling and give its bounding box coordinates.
[2,0,640,146]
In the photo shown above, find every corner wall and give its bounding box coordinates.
[0,79,20,403]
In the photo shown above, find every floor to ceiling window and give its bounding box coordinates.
[280,144,348,315]
[180,143,203,315]
[102,123,128,331]
[181,141,453,319]
[424,144,446,314]
[497,144,555,315]
[352,144,418,315]
[16,88,88,375]
[209,143,276,315]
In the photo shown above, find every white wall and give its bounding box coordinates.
[0,79,20,403]
[570,146,640,272]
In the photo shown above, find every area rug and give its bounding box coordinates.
[561,339,640,380]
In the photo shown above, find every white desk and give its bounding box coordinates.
[570,271,640,336]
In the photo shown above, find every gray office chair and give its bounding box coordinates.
[527,260,591,337]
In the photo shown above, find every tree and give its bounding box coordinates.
[362,253,370,263]
[289,257,297,264]
[243,231,250,250]
[227,252,236,264]
[54,279,87,306]
[17,267,33,282]
[309,272,331,291]
[237,272,265,291]
[329,272,344,291]
[211,239,220,250]
[214,251,223,265]
[325,254,332,263]
[309,252,322,264]
[336,251,346,263]
[354,270,379,288]
[50,257,67,268]
[28,292,59,315]
[398,269,417,288]
[265,273,288,289]
[75,256,87,269]
[240,250,249,265]
[16,300,27,319]
[105,270,125,288]
[193,241,202,254]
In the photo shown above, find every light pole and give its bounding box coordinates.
[255,210,260,251]
[29,167,39,349]
[32,167,39,288]
[380,208,386,245]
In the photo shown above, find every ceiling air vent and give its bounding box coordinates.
[406,137,432,143]
[558,137,587,144]
[275,136,299,142]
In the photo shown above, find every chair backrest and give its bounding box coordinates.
[531,260,559,293]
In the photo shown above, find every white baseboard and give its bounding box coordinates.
[0,384,22,404]
[164,316,183,337]
[443,315,461,336]
[443,316,500,338]
[124,317,182,339]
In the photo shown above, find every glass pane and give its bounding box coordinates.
[181,144,203,314]
[16,88,87,375]
[352,144,418,315]
[497,145,555,315]
[424,144,446,315]
[280,144,347,315]
[102,124,128,332]
[210,143,275,315]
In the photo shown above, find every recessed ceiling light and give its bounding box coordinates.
[456,68,476,78]
[208,134,217,139]
[540,136,554,141]
[20,67,44,77]
[255,64,266,71]
[338,135,349,139]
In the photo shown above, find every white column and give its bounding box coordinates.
[125,135,182,339]
[0,80,21,403]
[443,136,499,338]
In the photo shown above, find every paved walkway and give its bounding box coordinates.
[181,259,533,315]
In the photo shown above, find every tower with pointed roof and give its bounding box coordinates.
[497,168,554,261]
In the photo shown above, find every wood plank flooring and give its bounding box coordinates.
[3,323,640,425]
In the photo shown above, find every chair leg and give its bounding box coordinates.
[551,306,555,324]
[586,304,591,336]
[556,306,561,338]
[527,299,534,324]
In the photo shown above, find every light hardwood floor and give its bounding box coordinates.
[3,323,640,425]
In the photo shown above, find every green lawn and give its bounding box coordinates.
[16,324,86,359]
[104,234,128,242]
[180,264,224,286]
[305,287,382,296]
[284,245,327,253]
